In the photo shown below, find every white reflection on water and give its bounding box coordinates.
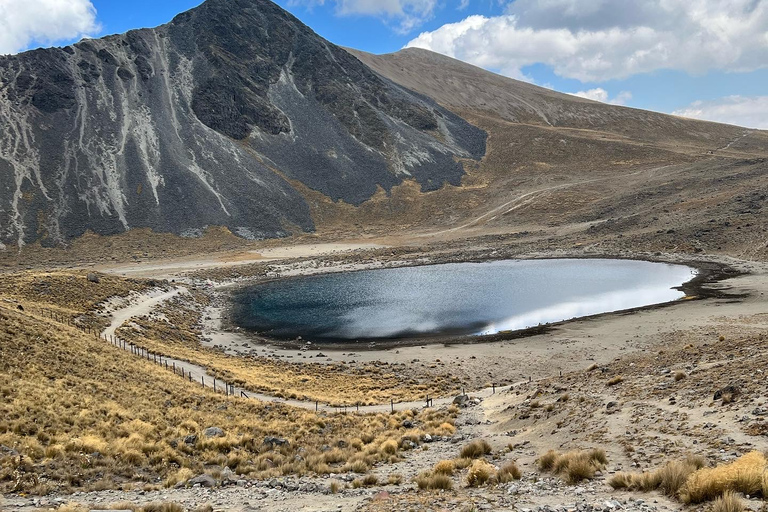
[478,284,685,335]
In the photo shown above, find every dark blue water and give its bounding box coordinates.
[229,259,696,341]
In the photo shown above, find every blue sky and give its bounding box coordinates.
[2,0,767,128]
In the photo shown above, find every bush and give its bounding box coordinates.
[607,376,624,386]
[538,450,559,472]
[496,461,522,483]
[538,449,607,484]
[415,471,453,490]
[380,440,398,455]
[680,452,766,504]
[711,491,744,512]
[460,439,492,459]
[433,460,455,476]
[466,460,496,487]
[608,455,706,497]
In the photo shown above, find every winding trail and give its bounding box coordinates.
[100,287,510,413]
[418,164,675,238]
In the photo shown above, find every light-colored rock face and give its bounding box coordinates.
[0,0,486,247]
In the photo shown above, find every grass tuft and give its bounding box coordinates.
[460,439,492,459]
[466,459,496,487]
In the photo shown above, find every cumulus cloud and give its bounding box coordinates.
[289,0,437,33]
[571,88,632,106]
[406,0,768,82]
[0,0,100,55]
[672,96,768,129]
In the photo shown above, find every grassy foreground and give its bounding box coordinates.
[0,272,456,495]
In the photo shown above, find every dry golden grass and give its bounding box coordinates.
[496,461,522,483]
[711,491,745,512]
[0,304,456,494]
[415,471,453,490]
[609,455,706,497]
[680,451,768,504]
[433,459,455,476]
[607,375,624,386]
[116,291,459,406]
[538,449,607,484]
[466,459,496,487]
[0,270,152,330]
[459,439,492,459]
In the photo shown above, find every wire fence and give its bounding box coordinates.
[27,306,439,414]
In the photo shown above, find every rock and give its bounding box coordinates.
[422,434,433,443]
[402,420,414,428]
[188,474,216,488]
[453,394,471,407]
[204,427,224,438]
[183,434,198,445]
[0,445,19,456]
[263,436,290,448]
[714,384,741,400]
[87,273,101,283]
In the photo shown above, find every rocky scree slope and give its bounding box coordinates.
[0,0,485,248]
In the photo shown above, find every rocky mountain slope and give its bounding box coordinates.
[0,0,485,247]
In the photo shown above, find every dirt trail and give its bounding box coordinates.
[100,287,515,412]
[418,164,675,237]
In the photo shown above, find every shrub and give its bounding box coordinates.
[415,472,453,490]
[433,460,455,476]
[387,473,403,486]
[674,371,687,381]
[538,449,607,484]
[608,455,705,496]
[538,450,559,472]
[467,460,496,487]
[607,376,624,386]
[352,474,378,488]
[711,491,744,512]
[681,452,767,504]
[380,440,398,455]
[460,439,492,459]
[497,461,522,483]
[329,480,341,493]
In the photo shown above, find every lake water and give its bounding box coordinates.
[229,259,696,342]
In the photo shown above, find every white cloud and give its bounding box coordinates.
[672,96,768,129]
[0,0,100,55]
[571,88,632,106]
[406,0,768,82]
[290,0,437,33]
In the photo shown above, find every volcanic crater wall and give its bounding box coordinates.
[0,0,486,247]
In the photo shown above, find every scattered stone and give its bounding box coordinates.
[453,394,471,407]
[87,273,100,283]
[263,436,290,448]
[714,384,741,400]
[188,474,217,488]
[204,427,224,438]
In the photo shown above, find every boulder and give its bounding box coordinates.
[714,384,741,401]
[263,436,289,448]
[453,394,471,407]
[188,474,216,488]
[204,427,224,438]
[87,273,100,283]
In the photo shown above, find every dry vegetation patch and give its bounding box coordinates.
[116,291,458,405]
[537,449,607,484]
[0,304,456,494]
